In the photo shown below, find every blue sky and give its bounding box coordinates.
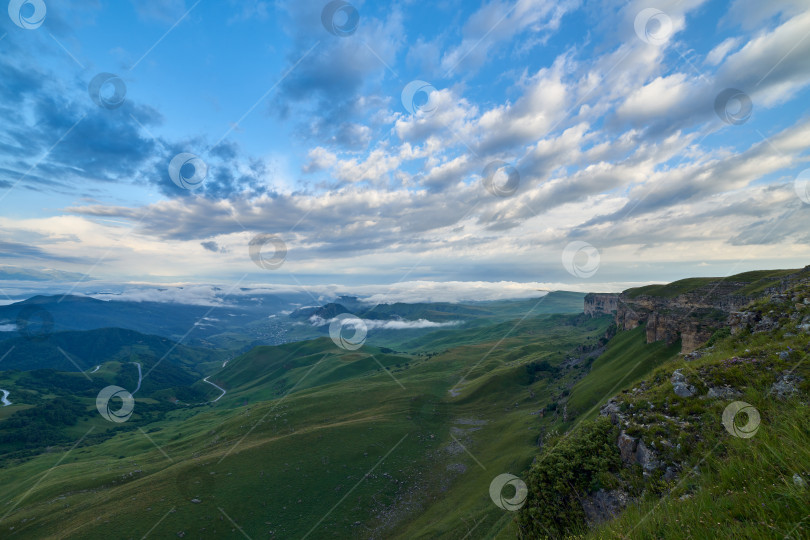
[1,0,809,299]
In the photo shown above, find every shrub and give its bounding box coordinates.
[517,417,620,538]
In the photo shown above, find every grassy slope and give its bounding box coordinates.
[6,273,808,539]
[585,288,810,539]
[0,312,612,539]
[566,325,681,420]
[623,268,801,299]
[0,327,225,376]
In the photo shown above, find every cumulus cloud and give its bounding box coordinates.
[2,0,810,290]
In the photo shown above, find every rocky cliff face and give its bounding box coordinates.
[584,293,618,317]
[616,284,757,354]
[609,269,810,354]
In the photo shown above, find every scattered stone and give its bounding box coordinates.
[706,386,741,399]
[177,533,186,538]
[671,369,696,398]
[794,473,806,488]
[683,349,707,361]
[190,498,201,504]
[770,372,804,400]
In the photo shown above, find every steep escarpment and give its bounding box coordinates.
[583,293,618,317]
[612,267,810,353]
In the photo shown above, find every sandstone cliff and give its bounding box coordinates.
[584,293,618,317]
[586,267,810,354]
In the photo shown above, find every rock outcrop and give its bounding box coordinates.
[584,293,619,317]
[613,269,810,354]
[670,369,696,398]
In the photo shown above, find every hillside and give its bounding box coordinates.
[0,305,612,538]
[0,271,807,538]
[0,327,224,375]
[518,276,810,538]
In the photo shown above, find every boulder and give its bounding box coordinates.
[617,432,638,464]
[635,440,661,471]
[671,369,696,398]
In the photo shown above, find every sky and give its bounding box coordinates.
[1,0,809,300]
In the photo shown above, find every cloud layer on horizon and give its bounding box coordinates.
[0,0,808,288]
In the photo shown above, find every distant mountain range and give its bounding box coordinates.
[0,291,587,352]
[0,326,224,377]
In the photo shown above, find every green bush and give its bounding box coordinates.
[517,416,620,538]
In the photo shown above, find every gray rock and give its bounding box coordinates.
[617,432,638,464]
[671,370,696,397]
[617,431,660,471]
[673,383,695,398]
[770,372,804,400]
[794,473,806,488]
[635,440,661,471]
[600,399,624,425]
[706,386,741,399]
[190,498,201,504]
[664,466,678,481]
[581,489,629,525]
[754,316,779,332]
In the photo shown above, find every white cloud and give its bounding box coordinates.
[309,315,463,330]
[706,37,742,66]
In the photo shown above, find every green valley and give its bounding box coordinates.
[0,269,808,538]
